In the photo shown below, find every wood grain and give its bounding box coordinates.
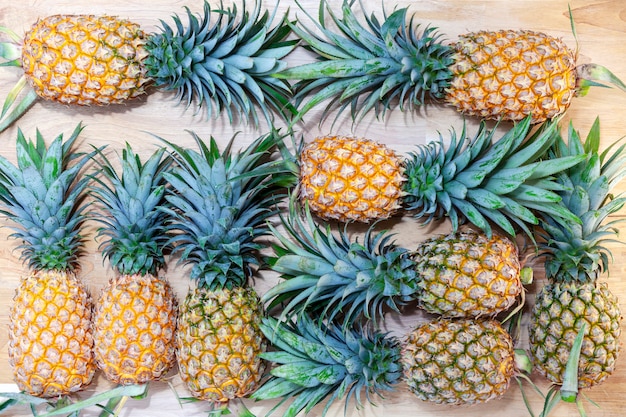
[1,1,626,416]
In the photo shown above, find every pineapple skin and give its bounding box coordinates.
[8,270,95,397]
[412,229,522,318]
[402,318,515,405]
[529,282,622,388]
[299,136,405,223]
[21,14,150,105]
[93,273,178,385]
[176,286,268,402]
[446,30,577,123]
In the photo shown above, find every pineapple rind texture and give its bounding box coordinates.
[8,270,95,397]
[446,30,577,122]
[402,318,515,405]
[529,282,621,388]
[176,287,267,402]
[299,136,405,223]
[22,15,149,105]
[412,229,522,318]
[93,273,177,385]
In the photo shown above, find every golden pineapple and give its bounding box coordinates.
[297,118,584,237]
[0,1,297,131]
[22,15,149,105]
[161,132,290,403]
[278,1,625,123]
[299,135,404,223]
[91,145,177,385]
[0,125,96,397]
[446,30,576,122]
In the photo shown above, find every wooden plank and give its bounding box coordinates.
[0,0,626,416]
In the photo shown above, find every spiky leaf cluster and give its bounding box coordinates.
[264,200,418,326]
[539,118,626,283]
[91,144,172,276]
[275,0,454,123]
[144,0,297,126]
[403,116,586,240]
[0,124,94,271]
[252,315,402,417]
[162,131,293,289]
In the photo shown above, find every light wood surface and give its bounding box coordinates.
[1,1,626,416]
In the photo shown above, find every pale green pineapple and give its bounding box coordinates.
[161,131,294,403]
[91,144,178,385]
[529,118,625,390]
[264,202,521,327]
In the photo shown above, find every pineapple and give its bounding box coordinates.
[0,0,297,132]
[528,119,625,389]
[253,315,516,413]
[402,317,516,405]
[264,202,522,328]
[297,116,585,238]
[160,131,293,403]
[90,144,177,385]
[0,124,96,397]
[278,0,625,124]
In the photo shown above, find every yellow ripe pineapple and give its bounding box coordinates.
[0,0,297,132]
[0,124,96,397]
[278,0,625,124]
[297,117,585,238]
[91,144,177,385]
[161,131,292,405]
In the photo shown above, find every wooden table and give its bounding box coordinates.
[1,1,626,416]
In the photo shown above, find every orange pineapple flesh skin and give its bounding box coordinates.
[176,287,267,402]
[299,136,405,223]
[21,15,150,105]
[93,273,178,385]
[446,30,577,123]
[8,270,95,397]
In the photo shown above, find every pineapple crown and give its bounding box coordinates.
[264,198,418,327]
[252,315,402,417]
[143,0,298,126]
[90,144,173,276]
[0,123,95,272]
[539,118,626,284]
[402,116,587,242]
[161,130,294,290]
[274,0,454,125]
